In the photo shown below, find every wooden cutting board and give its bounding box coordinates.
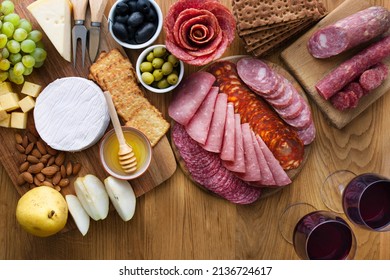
[280,0,390,129]
[0,1,176,200]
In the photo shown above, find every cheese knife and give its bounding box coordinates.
[70,0,89,67]
[89,0,109,63]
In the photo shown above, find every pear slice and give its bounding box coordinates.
[65,195,90,236]
[74,174,109,221]
[104,176,136,221]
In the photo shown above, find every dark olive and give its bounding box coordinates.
[115,14,129,24]
[126,25,136,40]
[115,2,129,15]
[126,0,137,13]
[136,0,151,13]
[135,22,156,44]
[112,22,128,41]
[128,11,144,27]
[144,6,157,22]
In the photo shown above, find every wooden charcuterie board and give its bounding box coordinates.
[171,56,313,200]
[280,0,390,129]
[0,1,176,203]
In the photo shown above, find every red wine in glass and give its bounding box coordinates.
[342,173,390,231]
[293,211,356,260]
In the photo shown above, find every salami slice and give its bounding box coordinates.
[172,122,261,204]
[284,102,312,130]
[256,135,291,187]
[297,122,316,145]
[223,114,246,173]
[316,35,390,100]
[308,6,390,58]
[359,62,389,92]
[185,86,219,145]
[234,123,262,182]
[266,81,294,109]
[236,57,279,95]
[275,92,304,120]
[202,93,228,153]
[169,71,215,125]
[251,131,275,186]
[220,102,235,161]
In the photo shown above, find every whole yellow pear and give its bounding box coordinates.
[16,186,68,237]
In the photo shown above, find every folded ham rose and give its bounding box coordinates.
[164,0,235,66]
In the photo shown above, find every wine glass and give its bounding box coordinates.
[279,202,357,260]
[321,171,390,231]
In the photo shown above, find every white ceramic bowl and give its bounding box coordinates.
[108,0,163,49]
[99,127,152,181]
[136,44,184,93]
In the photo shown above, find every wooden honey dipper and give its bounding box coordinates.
[103,91,137,173]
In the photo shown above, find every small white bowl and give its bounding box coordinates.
[99,127,152,181]
[136,44,184,93]
[108,0,163,49]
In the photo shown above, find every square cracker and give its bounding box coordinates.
[89,49,169,147]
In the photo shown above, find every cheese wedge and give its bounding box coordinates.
[27,0,72,62]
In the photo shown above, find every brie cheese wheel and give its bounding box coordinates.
[34,77,110,152]
[27,0,72,62]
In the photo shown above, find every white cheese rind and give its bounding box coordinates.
[34,77,110,152]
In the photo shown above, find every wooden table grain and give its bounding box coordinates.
[1,0,389,260]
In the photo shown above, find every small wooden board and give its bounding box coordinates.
[0,3,176,203]
[171,56,312,200]
[280,0,390,129]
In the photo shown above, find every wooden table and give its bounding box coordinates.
[1,0,389,260]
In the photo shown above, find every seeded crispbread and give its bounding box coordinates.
[232,0,327,57]
[89,49,169,147]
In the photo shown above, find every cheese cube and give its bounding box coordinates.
[0,93,20,111]
[10,112,28,129]
[0,105,7,121]
[0,113,10,127]
[21,81,42,98]
[0,82,13,95]
[18,96,36,113]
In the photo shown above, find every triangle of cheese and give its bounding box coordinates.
[27,0,72,62]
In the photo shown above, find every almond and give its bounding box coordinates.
[66,162,73,176]
[72,162,82,175]
[25,142,34,155]
[17,174,26,185]
[27,155,40,164]
[21,172,33,184]
[41,166,59,177]
[16,144,25,154]
[34,176,41,186]
[36,141,47,155]
[26,132,37,144]
[36,173,45,182]
[31,149,42,159]
[60,165,66,178]
[55,152,65,166]
[54,186,61,192]
[19,162,30,173]
[42,181,53,187]
[22,135,28,148]
[59,178,69,187]
[46,145,58,156]
[52,172,61,185]
[28,162,44,174]
[47,156,55,167]
[15,133,23,144]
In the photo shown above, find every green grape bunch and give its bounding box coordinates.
[0,0,47,84]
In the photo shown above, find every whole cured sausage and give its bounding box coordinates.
[308,6,390,58]
[316,35,390,100]
[207,61,304,170]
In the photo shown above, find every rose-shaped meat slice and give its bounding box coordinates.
[164,0,235,66]
[173,9,220,51]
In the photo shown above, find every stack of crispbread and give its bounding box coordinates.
[89,49,169,147]
[232,0,327,57]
